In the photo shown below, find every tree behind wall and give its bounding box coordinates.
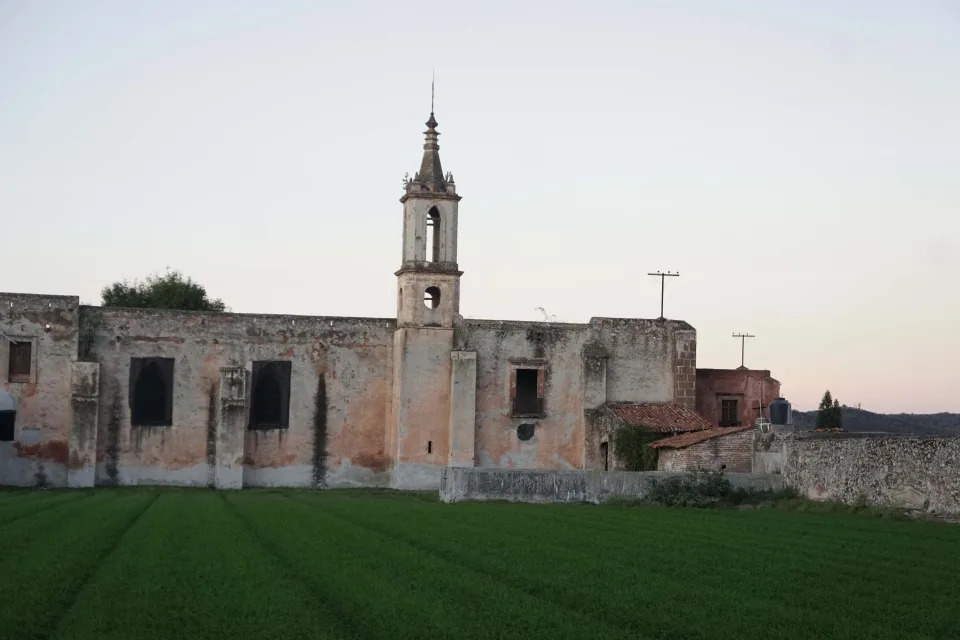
[816,391,834,428]
[101,270,227,312]
[816,390,845,429]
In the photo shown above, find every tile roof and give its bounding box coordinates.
[607,403,714,433]
[650,425,754,449]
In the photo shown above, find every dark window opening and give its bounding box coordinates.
[512,368,543,415]
[130,357,174,426]
[720,398,740,427]
[423,286,441,309]
[250,361,291,429]
[426,207,440,262]
[8,341,32,383]
[517,423,535,441]
[0,411,14,441]
[427,440,432,454]
[600,441,609,471]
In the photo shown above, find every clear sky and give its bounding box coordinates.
[2,1,958,413]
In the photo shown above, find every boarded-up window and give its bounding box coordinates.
[249,361,291,429]
[8,342,32,383]
[510,365,545,416]
[130,357,174,426]
[720,398,739,427]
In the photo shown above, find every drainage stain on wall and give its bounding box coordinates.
[312,374,327,487]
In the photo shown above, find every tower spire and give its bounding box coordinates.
[416,76,446,192]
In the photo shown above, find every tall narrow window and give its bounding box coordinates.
[600,441,609,471]
[720,398,740,427]
[0,410,14,442]
[8,342,32,383]
[250,361,291,429]
[130,357,174,426]
[511,366,545,416]
[426,207,440,262]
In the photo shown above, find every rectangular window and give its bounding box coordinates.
[720,398,740,427]
[7,341,33,383]
[0,411,14,441]
[511,365,545,416]
[249,361,291,429]
[129,357,175,427]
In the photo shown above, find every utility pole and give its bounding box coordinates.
[647,271,679,320]
[732,333,755,370]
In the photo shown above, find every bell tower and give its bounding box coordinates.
[388,109,468,489]
[396,112,462,328]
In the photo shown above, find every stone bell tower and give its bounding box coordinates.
[395,112,462,327]
[388,111,470,489]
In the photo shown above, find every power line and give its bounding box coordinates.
[647,271,679,320]
[732,333,755,369]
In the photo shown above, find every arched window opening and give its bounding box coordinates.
[600,441,609,471]
[426,207,441,262]
[250,361,291,429]
[131,358,174,426]
[423,286,441,310]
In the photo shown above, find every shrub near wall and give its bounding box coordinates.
[647,468,732,507]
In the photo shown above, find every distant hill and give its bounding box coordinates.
[791,407,960,436]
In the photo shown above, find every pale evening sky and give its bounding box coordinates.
[1,1,958,413]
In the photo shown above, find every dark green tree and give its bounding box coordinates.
[101,270,227,312]
[832,399,843,429]
[816,390,834,429]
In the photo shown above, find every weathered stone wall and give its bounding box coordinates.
[783,434,960,514]
[85,307,394,488]
[594,318,694,407]
[439,467,784,503]
[0,293,79,486]
[657,430,754,473]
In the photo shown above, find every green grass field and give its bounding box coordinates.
[1,489,958,640]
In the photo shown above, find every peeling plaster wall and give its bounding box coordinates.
[390,327,454,489]
[85,307,394,488]
[0,293,79,486]
[458,318,694,472]
[1,291,698,490]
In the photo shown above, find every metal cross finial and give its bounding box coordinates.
[732,333,755,369]
[431,69,435,114]
[647,271,680,319]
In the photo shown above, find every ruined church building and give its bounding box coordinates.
[2,110,753,490]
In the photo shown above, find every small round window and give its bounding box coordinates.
[517,423,535,441]
[423,286,441,309]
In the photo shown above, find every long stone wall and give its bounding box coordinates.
[784,434,960,514]
[439,467,784,504]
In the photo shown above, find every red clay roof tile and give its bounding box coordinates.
[650,424,754,449]
[607,403,714,433]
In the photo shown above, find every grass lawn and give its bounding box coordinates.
[0,488,958,640]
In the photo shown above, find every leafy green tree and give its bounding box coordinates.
[816,390,834,429]
[101,270,227,312]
